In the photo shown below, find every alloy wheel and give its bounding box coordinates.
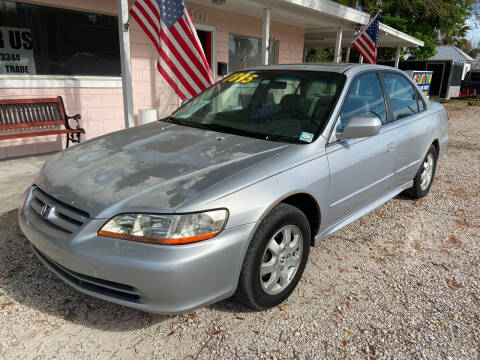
[259,225,303,295]
[420,153,434,191]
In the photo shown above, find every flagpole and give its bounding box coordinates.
[353,12,380,43]
[362,12,381,32]
[118,0,135,129]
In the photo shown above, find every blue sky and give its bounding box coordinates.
[466,15,479,45]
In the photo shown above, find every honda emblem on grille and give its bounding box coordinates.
[40,204,50,219]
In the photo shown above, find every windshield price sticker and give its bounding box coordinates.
[0,26,36,75]
[299,132,314,143]
[223,72,259,84]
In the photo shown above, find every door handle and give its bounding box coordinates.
[386,141,395,153]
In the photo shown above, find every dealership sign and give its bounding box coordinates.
[0,27,36,75]
[406,70,433,97]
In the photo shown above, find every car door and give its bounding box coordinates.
[325,72,397,225]
[380,72,431,189]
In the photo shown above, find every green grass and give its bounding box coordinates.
[430,96,479,105]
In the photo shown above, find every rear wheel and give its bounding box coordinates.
[235,203,310,310]
[405,145,437,199]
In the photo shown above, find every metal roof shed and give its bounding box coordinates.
[429,45,475,63]
[427,45,475,97]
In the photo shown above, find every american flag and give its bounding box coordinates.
[352,14,380,64]
[130,0,214,100]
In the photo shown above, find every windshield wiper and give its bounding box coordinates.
[161,117,300,143]
[160,116,184,125]
[201,123,300,143]
[263,134,301,143]
[199,123,268,140]
[161,116,213,131]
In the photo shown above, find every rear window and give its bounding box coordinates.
[381,73,419,120]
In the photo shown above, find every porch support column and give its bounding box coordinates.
[334,26,343,63]
[345,47,351,63]
[394,44,401,68]
[118,0,135,128]
[261,7,271,65]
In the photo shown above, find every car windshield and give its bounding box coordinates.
[168,70,346,144]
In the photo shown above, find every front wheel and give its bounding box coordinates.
[405,145,437,199]
[235,203,310,310]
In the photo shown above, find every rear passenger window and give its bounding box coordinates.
[381,73,419,120]
[339,73,387,129]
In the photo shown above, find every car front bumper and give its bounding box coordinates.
[18,188,257,314]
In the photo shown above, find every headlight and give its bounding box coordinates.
[98,209,228,245]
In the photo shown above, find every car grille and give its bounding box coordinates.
[29,187,89,234]
[32,246,142,303]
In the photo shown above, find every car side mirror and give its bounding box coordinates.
[337,115,382,140]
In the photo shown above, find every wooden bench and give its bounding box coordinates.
[0,96,85,148]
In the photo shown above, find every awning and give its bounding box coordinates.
[305,23,424,48]
[192,0,424,48]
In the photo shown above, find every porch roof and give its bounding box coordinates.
[190,0,424,48]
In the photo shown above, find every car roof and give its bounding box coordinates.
[245,63,402,75]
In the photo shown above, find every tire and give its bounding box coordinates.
[405,145,437,199]
[235,203,311,310]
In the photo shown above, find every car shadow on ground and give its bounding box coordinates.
[207,297,257,314]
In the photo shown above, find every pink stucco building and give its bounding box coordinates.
[0,0,305,159]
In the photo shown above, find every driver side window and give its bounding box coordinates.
[339,73,387,130]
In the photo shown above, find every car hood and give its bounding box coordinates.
[35,122,291,218]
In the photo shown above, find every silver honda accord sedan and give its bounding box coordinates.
[19,64,448,313]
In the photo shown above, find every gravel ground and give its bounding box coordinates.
[0,103,479,360]
[0,153,52,214]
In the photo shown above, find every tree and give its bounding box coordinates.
[442,24,471,47]
[470,39,480,59]
[332,0,477,60]
[304,48,334,63]
[470,47,480,59]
